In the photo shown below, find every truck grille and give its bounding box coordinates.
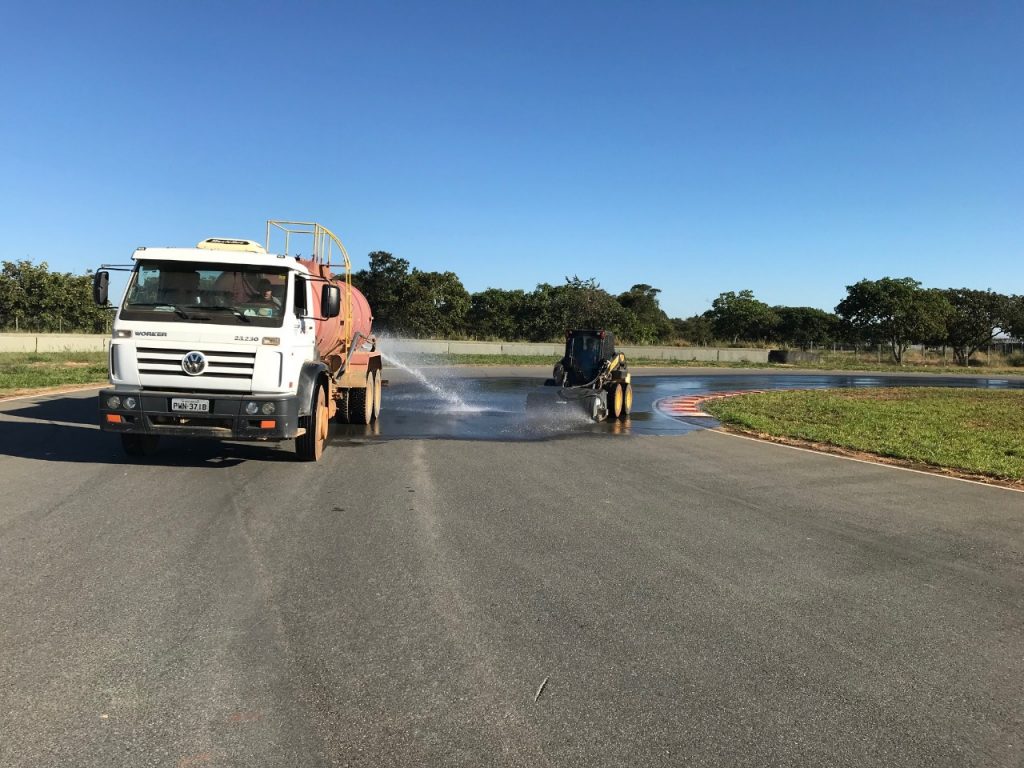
[136,346,256,380]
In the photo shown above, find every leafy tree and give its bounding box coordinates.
[526,277,628,342]
[672,314,714,345]
[468,288,530,340]
[523,282,564,341]
[352,251,411,332]
[0,260,109,332]
[1004,295,1024,342]
[559,276,625,331]
[616,284,675,344]
[391,269,470,338]
[835,277,950,364]
[941,289,1010,366]
[705,290,778,344]
[773,306,839,350]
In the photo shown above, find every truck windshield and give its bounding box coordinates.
[119,261,288,327]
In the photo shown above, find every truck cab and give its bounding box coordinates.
[94,230,348,459]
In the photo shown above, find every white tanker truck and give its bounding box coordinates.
[92,220,381,461]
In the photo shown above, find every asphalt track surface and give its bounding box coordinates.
[1,367,1022,767]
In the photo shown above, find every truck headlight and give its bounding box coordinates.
[261,402,276,414]
[106,395,121,409]
[123,396,137,409]
[245,402,259,415]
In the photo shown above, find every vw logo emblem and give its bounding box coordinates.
[181,351,207,376]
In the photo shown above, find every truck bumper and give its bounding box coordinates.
[97,390,302,441]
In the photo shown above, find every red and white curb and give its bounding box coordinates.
[655,390,769,419]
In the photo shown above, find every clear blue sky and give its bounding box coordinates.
[1,1,1021,318]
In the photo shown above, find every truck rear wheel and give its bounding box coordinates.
[334,389,350,424]
[348,373,374,425]
[296,385,328,461]
[372,370,382,421]
[121,433,160,457]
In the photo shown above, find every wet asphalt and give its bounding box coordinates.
[364,365,1024,441]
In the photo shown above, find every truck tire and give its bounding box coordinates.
[348,373,373,425]
[121,433,160,457]
[334,388,350,424]
[296,385,328,461]
[372,370,382,421]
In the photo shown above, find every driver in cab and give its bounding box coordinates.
[251,279,282,316]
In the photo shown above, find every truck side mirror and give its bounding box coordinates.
[93,271,109,305]
[321,284,341,319]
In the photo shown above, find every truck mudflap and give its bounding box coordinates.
[97,389,303,441]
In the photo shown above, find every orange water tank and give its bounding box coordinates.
[299,259,374,359]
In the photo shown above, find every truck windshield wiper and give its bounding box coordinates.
[126,302,193,319]
[202,306,251,323]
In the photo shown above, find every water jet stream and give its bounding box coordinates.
[381,351,474,411]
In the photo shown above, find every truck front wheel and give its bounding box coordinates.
[121,433,160,457]
[296,385,328,461]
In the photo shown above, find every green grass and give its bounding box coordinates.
[704,387,1024,482]
[0,351,108,396]
[778,352,1024,376]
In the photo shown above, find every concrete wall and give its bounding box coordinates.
[0,333,769,363]
[0,334,110,353]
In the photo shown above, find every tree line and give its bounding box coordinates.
[3,255,1023,367]
[693,281,1024,365]
[351,252,675,345]
[353,253,1024,365]
[0,260,110,333]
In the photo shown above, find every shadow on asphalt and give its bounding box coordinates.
[0,396,487,467]
[0,398,298,467]
[5,396,99,426]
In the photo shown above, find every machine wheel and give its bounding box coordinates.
[296,385,328,461]
[608,383,624,419]
[347,373,374,425]
[371,370,382,421]
[586,394,606,422]
[121,433,160,457]
[621,382,633,417]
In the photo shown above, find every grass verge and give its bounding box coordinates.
[0,351,108,397]
[782,352,1023,376]
[703,388,1024,483]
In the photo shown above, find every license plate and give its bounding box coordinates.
[171,398,210,413]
